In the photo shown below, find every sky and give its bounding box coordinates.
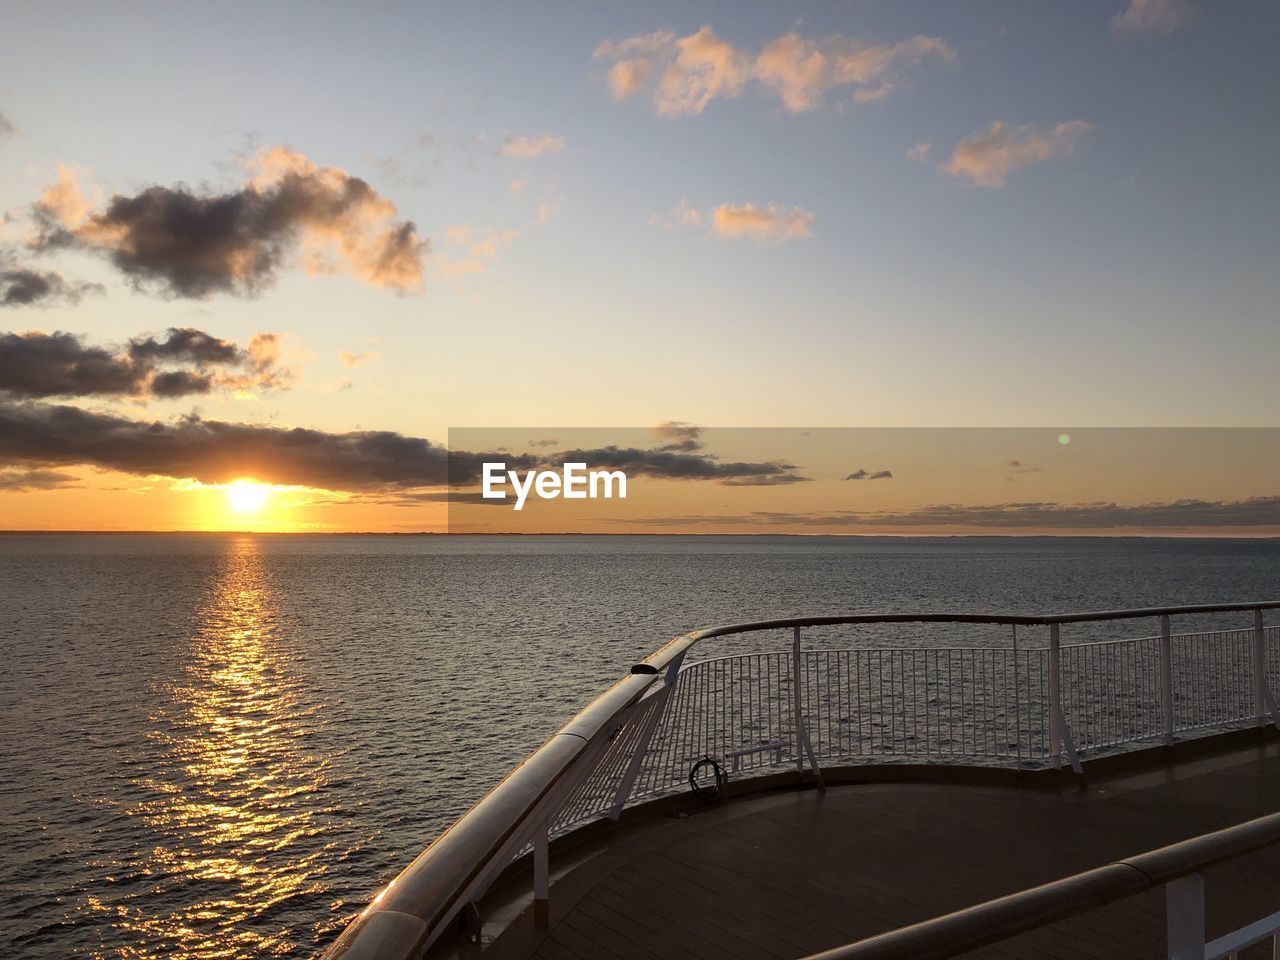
[0,0,1277,532]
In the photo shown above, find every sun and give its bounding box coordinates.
[226,480,272,515]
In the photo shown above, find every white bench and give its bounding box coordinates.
[723,740,788,772]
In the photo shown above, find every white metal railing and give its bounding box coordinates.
[557,619,1280,830]
[1169,873,1280,960]
[322,602,1280,960]
[799,807,1280,960]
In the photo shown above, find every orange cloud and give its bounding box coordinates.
[942,120,1092,187]
[596,26,953,115]
[710,203,814,243]
[433,224,520,279]
[755,33,953,112]
[339,350,378,368]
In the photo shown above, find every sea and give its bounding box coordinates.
[2,533,1278,959]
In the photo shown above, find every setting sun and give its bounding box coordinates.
[226,480,272,515]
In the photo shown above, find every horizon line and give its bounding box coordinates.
[2,530,1279,541]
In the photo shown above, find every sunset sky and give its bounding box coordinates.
[1,1,1277,532]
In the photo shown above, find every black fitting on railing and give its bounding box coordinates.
[689,756,726,803]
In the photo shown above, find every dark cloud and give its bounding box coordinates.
[654,420,703,452]
[528,437,560,448]
[552,444,809,485]
[0,332,139,396]
[0,400,528,491]
[149,370,214,397]
[129,327,241,365]
[361,490,516,507]
[1,266,104,308]
[0,110,14,137]
[0,328,294,399]
[0,402,811,494]
[1005,459,1041,480]
[0,467,79,491]
[856,499,1280,528]
[844,468,892,480]
[30,148,426,299]
[619,497,1280,529]
[721,473,813,486]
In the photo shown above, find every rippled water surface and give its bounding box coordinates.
[2,533,1278,958]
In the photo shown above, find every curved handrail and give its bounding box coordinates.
[800,806,1280,960]
[322,600,1280,959]
[323,669,666,958]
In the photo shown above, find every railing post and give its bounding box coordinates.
[1166,873,1205,960]
[1160,614,1174,745]
[607,653,686,819]
[533,818,549,927]
[1012,625,1023,763]
[1049,623,1062,769]
[1047,623,1082,774]
[1255,608,1268,726]
[791,625,825,788]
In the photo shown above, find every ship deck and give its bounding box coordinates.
[464,735,1280,960]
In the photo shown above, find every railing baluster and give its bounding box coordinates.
[1166,873,1205,960]
[1049,623,1063,769]
[1161,614,1174,746]
[1256,608,1267,725]
[533,818,550,927]
[792,626,802,771]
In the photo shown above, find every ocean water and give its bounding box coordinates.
[1,533,1278,959]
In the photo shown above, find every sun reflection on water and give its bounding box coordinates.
[89,538,352,958]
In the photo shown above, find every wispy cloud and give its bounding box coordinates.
[619,497,1280,530]
[942,120,1092,187]
[0,109,16,138]
[755,33,954,112]
[843,468,893,480]
[906,142,931,163]
[433,223,521,279]
[653,200,813,243]
[1114,0,1192,35]
[1004,459,1042,482]
[0,467,79,491]
[339,350,379,368]
[595,26,953,116]
[649,198,703,229]
[27,148,426,297]
[498,133,565,158]
[537,193,566,224]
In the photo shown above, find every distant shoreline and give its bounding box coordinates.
[1,530,1278,541]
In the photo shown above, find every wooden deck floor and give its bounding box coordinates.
[470,737,1280,960]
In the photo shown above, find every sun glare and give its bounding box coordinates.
[226,480,272,515]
